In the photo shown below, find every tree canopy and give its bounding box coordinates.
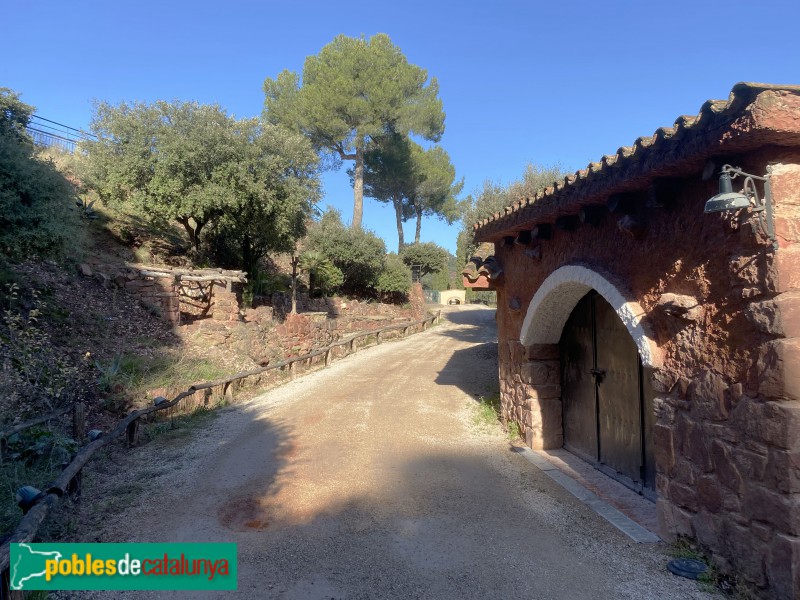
[456,164,567,267]
[362,133,462,251]
[82,100,319,273]
[408,144,463,245]
[400,242,449,280]
[263,33,445,229]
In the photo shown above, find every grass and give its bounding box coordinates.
[140,403,221,444]
[472,394,525,442]
[0,427,79,536]
[473,393,501,429]
[670,538,757,599]
[97,352,228,403]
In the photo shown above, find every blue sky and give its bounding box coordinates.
[4,0,799,254]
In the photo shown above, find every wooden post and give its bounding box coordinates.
[72,402,85,442]
[67,468,82,500]
[2,566,11,599]
[126,418,139,447]
[325,348,332,366]
[289,360,296,380]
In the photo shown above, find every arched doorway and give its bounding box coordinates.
[560,290,655,494]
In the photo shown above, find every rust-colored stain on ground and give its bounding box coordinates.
[218,493,271,531]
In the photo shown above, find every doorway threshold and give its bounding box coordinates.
[512,445,660,544]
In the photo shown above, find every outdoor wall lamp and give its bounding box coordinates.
[704,164,777,250]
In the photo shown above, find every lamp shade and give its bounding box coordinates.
[704,170,751,213]
[704,192,751,213]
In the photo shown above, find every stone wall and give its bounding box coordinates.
[189,282,427,369]
[122,276,180,325]
[491,148,800,597]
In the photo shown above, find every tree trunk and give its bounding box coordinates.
[393,197,405,252]
[242,235,253,277]
[352,144,364,229]
[290,255,299,314]
[177,217,204,254]
[415,206,423,244]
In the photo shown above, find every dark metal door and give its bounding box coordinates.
[560,293,597,462]
[559,291,653,492]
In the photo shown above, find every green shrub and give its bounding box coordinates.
[0,89,81,260]
[375,254,412,299]
[0,284,85,420]
[305,208,386,293]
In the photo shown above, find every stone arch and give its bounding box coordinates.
[519,264,661,367]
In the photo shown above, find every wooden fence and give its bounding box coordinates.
[0,310,441,596]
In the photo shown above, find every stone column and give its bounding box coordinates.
[519,343,562,450]
[757,161,800,598]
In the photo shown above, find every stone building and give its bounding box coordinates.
[464,83,800,597]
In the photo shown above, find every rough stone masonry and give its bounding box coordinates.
[465,83,800,598]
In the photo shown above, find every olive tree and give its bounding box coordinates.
[83,100,319,272]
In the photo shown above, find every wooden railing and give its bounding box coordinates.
[0,310,441,590]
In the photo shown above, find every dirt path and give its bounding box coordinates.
[82,306,713,599]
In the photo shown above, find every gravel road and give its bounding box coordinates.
[83,306,714,599]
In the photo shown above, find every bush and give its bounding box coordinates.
[305,208,386,293]
[0,89,81,260]
[375,254,412,300]
[0,284,87,421]
[299,251,343,297]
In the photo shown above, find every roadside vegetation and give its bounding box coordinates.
[0,33,491,541]
[456,164,568,303]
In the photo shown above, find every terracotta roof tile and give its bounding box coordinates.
[474,83,800,239]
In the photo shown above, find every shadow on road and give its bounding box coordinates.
[222,448,642,600]
[431,307,499,399]
[433,307,497,345]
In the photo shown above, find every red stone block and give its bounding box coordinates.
[525,384,561,400]
[776,292,800,338]
[652,423,675,475]
[519,360,560,385]
[765,448,800,494]
[691,510,722,554]
[668,480,699,512]
[757,338,800,401]
[688,371,730,422]
[507,340,526,364]
[774,245,800,293]
[743,486,800,535]
[725,523,768,587]
[656,498,693,541]
[696,476,723,513]
[711,440,744,493]
[524,344,560,361]
[767,533,800,600]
